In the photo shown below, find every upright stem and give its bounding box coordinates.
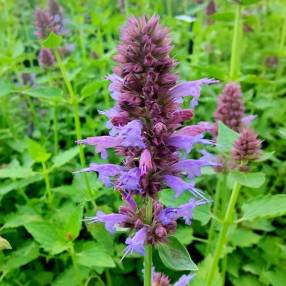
[53,103,59,155]
[144,197,153,286]
[230,4,241,80]
[54,51,94,202]
[206,181,241,286]
[41,161,52,206]
[276,15,286,78]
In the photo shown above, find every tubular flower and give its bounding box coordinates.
[152,271,194,286]
[78,16,218,256]
[214,82,255,132]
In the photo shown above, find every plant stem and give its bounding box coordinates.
[105,269,112,286]
[207,174,224,253]
[41,162,52,206]
[53,102,59,155]
[230,4,241,80]
[54,51,94,203]
[206,181,241,286]
[276,15,286,78]
[144,197,153,286]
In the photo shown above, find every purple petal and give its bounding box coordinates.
[117,167,141,192]
[123,227,147,258]
[241,114,256,125]
[139,149,153,176]
[107,74,123,100]
[85,211,127,233]
[77,163,123,187]
[173,274,194,286]
[170,78,219,108]
[167,134,212,153]
[76,136,121,159]
[163,175,204,198]
[158,207,177,225]
[176,122,215,136]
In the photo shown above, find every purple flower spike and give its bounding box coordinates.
[123,227,147,258]
[39,48,55,67]
[173,274,194,286]
[171,79,218,108]
[86,211,128,234]
[117,168,141,192]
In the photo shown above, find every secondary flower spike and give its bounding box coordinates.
[214,82,255,132]
[77,16,218,256]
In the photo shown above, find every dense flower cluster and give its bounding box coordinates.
[214,82,255,132]
[79,16,218,256]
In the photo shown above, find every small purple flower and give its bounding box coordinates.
[139,149,153,176]
[107,74,123,100]
[86,211,128,234]
[77,136,121,159]
[176,121,215,137]
[163,175,204,198]
[78,163,123,187]
[123,227,147,257]
[170,79,218,108]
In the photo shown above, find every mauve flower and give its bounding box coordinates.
[173,274,194,286]
[34,9,53,39]
[77,16,218,255]
[232,128,261,162]
[21,73,35,86]
[152,272,194,286]
[38,48,55,67]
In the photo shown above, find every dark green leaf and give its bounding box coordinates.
[157,236,197,271]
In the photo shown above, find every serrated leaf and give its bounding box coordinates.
[42,32,62,48]
[25,222,68,255]
[53,266,90,286]
[0,236,12,250]
[157,236,197,271]
[229,228,261,247]
[228,172,265,188]
[26,138,51,163]
[24,87,63,101]
[216,121,240,153]
[241,194,286,221]
[52,147,79,168]
[0,167,36,179]
[1,242,39,273]
[76,243,115,268]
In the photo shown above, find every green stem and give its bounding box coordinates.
[230,4,241,80]
[41,162,52,206]
[53,103,59,155]
[276,15,286,78]
[105,269,112,286]
[54,51,94,203]
[144,197,153,286]
[206,181,241,286]
[207,174,224,253]
[69,243,82,286]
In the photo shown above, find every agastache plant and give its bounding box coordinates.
[77,16,218,286]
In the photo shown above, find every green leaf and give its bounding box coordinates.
[0,167,36,179]
[0,236,12,250]
[173,226,193,245]
[26,138,51,163]
[261,270,286,286]
[0,80,12,97]
[1,242,39,273]
[229,228,261,247]
[76,242,115,268]
[241,194,286,221]
[157,236,197,271]
[25,222,68,255]
[0,175,42,198]
[193,204,211,225]
[241,0,262,5]
[53,266,90,286]
[52,147,79,168]
[216,121,239,153]
[42,32,62,49]
[24,87,63,101]
[228,172,265,188]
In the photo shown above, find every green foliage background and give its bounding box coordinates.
[0,0,286,285]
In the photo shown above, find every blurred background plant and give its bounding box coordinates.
[0,0,286,286]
